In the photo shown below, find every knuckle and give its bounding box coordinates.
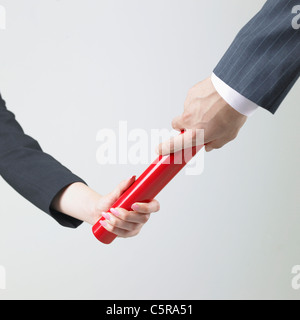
[122,211,131,221]
[123,230,135,238]
[226,133,237,143]
[171,118,178,129]
[115,209,126,220]
[155,202,160,212]
[151,200,160,212]
[182,111,192,123]
[110,225,117,233]
[143,206,152,214]
[231,131,239,140]
[132,229,141,237]
[214,144,223,149]
[209,142,220,150]
[142,214,150,223]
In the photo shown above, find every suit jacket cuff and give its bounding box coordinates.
[211,73,259,117]
[46,174,87,229]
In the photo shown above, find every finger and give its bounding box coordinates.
[101,211,141,231]
[99,219,142,238]
[205,144,214,152]
[131,199,160,214]
[156,134,186,156]
[157,129,204,155]
[109,208,151,224]
[156,136,178,155]
[205,139,227,152]
[172,116,186,131]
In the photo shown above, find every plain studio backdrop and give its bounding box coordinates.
[0,0,299,300]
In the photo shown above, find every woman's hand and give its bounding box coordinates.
[95,176,160,238]
[52,176,160,239]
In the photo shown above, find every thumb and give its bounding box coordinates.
[108,175,136,202]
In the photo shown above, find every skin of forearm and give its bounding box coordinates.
[51,182,102,225]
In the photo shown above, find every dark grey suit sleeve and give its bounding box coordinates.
[0,93,85,228]
[214,0,300,114]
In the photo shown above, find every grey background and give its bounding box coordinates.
[0,0,299,300]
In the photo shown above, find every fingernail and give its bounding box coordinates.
[131,204,139,211]
[100,220,107,227]
[102,212,111,220]
[110,208,120,216]
[129,175,136,180]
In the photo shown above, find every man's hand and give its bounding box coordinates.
[157,77,247,154]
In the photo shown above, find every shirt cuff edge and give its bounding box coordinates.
[211,73,259,117]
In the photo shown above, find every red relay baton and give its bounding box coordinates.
[92,132,203,244]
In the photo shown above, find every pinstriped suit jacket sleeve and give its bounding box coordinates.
[213,0,300,114]
[0,93,85,228]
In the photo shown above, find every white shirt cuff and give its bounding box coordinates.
[211,73,259,116]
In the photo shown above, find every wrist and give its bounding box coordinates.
[52,182,103,225]
[211,73,258,117]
